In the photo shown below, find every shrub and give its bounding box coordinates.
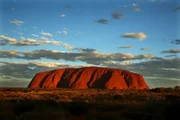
[174,86,180,90]
[150,87,166,92]
[146,94,166,101]
[113,95,124,101]
[62,101,89,116]
[13,100,35,117]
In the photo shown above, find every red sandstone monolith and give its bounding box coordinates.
[28,67,149,90]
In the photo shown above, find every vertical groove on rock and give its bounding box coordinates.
[69,68,84,88]
[47,73,56,88]
[87,68,99,88]
[56,68,72,88]
[92,71,113,89]
[39,70,56,87]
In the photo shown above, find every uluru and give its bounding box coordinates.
[28,67,150,90]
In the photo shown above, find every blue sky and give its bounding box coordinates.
[0,0,179,88]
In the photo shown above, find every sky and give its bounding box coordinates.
[0,0,179,88]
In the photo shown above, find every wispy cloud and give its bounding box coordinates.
[104,60,134,66]
[171,39,180,45]
[164,54,177,58]
[0,78,30,87]
[0,41,6,45]
[119,46,133,49]
[76,32,84,36]
[95,19,109,24]
[0,35,61,46]
[173,6,180,12]
[10,20,24,26]
[0,60,76,80]
[77,48,96,52]
[0,35,17,43]
[0,49,155,65]
[56,28,68,35]
[132,3,138,7]
[32,34,39,37]
[112,12,124,19]
[133,7,141,12]
[41,37,49,41]
[60,14,66,17]
[56,31,62,34]
[1,57,179,88]
[13,31,23,35]
[0,60,92,85]
[161,0,168,2]
[62,43,75,50]
[103,58,180,80]
[140,48,149,51]
[40,31,53,37]
[62,30,68,35]
[121,32,147,40]
[161,49,180,54]
[64,4,72,8]
[11,8,15,11]
[149,0,156,2]
[0,50,20,59]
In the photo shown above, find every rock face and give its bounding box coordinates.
[28,67,150,90]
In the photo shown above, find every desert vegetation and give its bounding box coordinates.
[0,87,179,120]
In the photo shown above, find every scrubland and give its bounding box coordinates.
[0,87,179,120]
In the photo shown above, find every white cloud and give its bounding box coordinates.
[32,34,39,37]
[13,31,23,35]
[62,30,68,35]
[161,49,180,54]
[43,39,61,45]
[41,37,49,41]
[121,32,147,40]
[0,35,61,46]
[64,28,68,30]
[62,43,75,50]
[15,37,41,46]
[10,20,24,26]
[0,50,19,58]
[56,31,62,34]
[104,60,134,66]
[40,31,53,37]
[32,62,65,68]
[0,60,78,84]
[119,46,133,49]
[132,3,138,7]
[120,53,135,59]
[56,28,68,35]
[40,37,61,45]
[60,14,66,17]
[0,32,156,65]
[21,38,37,43]
[0,35,17,43]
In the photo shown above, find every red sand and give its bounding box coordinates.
[28,67,149,90]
